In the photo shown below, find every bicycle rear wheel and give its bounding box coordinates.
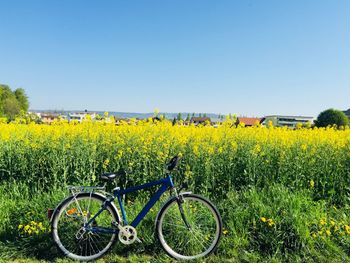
[156,193,222,260]
[51,192,120,261]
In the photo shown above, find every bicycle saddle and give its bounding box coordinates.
[101,169,126,181]
[166,156,181,171]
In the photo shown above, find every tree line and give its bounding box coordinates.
[0,83,349,128]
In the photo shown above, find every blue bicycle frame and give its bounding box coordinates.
[85,175,175,233]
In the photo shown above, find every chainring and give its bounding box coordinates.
[118,225,137,245]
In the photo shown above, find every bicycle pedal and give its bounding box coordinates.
[75,227,86,240]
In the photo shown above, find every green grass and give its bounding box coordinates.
[1,183,350,262]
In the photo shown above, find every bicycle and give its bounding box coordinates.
[50,156,222,261]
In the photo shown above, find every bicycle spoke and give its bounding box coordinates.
[89,234,101,253]
[161,222,188,229]
[190,230,208,251]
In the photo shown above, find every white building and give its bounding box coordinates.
[68,112,97,122]
[263,115,314,128]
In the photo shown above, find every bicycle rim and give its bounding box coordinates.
[157,194,222,260]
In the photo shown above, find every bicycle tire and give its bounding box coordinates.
[155,193,222,260]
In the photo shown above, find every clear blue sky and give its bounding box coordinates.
[1,0,349,116]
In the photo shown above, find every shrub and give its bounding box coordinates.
[315,108,349,128]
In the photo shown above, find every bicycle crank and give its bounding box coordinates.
[118,225,139,245]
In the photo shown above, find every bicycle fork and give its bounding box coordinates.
[174,188,192,230]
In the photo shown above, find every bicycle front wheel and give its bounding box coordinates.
[51,192,120,261]
[156,193,222,260]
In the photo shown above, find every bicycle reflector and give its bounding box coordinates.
[47,208,54,220]
[66,207,76,215]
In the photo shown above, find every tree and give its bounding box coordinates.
[14,88,29,111]
[0,84,13,116]
[186,114,190,122]
[315,108,349,128]
[177,113,182,121]
[3,97,21,120]
[0,84,29,120]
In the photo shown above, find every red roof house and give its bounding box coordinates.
[236,117,265,127]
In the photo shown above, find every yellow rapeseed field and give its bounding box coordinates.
[0,119,349,203]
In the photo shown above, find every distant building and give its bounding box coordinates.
[190,117,211,125]
[68,112,97,122]
[263,115,314,128]
[40,113,60,124]
[236,117,265,127]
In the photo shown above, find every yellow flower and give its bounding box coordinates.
[260,217,267,223]
[116,150,123,159]
[252,144,262,155]
[103,159,110,169]
[320,218,326,226]
[153,108,160,115]
[309,180,315,188]
[312,233,317,238]
[267,219,275,227]
[223,229,229,235]
[326,230,331,236]
[18,224,23,230]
